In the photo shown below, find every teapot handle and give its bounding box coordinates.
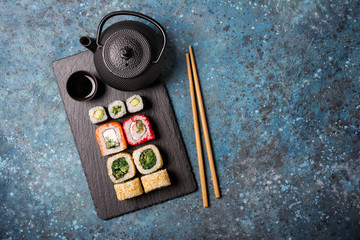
[96,10,167,64]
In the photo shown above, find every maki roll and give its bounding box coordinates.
[95,122,127,156]
[140,169,171,193]
[133,144,163,175]
[123,115,155,145]
[107,152,136,183]
[89,106,108,124]
[108,100,127,119]
[126,95,144,113]
[114,178,144,201]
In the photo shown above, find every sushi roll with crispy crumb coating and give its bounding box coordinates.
[140,169,171,193]
[114,178,143,201]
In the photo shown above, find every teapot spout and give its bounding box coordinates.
[80,36,97,52]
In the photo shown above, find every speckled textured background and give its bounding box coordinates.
[1,0,359,239]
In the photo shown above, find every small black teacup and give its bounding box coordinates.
[66,71,98,101]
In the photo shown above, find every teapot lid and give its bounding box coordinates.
[102,29,151,79]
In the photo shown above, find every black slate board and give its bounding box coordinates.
[52,51,197,220]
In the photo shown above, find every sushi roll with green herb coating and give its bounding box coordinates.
[108,100,127,119]
[133,144,163,175]
[107,152,136,183]
[126,95,144,113]
[140,169,171,193]
[89,106,108,124]
[114,178,144,201]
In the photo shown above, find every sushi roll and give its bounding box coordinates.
[108,100,127,119]
[123,115,155,146]
[140,169,171,193]
[133,144,163,175]
[126,95,144,113]
[114,178,144,201]
[95,122,127,156]
[107,152,136,183]
[89,106,108,124]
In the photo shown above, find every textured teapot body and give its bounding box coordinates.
[80,11,167,91]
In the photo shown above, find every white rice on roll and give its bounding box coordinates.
[108,100,127,119]
[126,95,144,113]
[89,106,108,124]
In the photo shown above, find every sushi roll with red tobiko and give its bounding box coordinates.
[123,115,155,145]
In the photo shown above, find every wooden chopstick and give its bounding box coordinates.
[186,53,209,207]
[188,46,220,198]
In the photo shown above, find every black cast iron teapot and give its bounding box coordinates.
[80,11,167,91]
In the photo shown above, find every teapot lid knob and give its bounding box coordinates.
[102,29,151,79]
[120,47,133,60]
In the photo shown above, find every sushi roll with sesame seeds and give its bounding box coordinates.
[114,178,144,201]
[140,169,171,193]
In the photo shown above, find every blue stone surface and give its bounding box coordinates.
[1,0,359,239]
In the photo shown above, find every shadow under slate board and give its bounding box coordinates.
[52,51,197,220]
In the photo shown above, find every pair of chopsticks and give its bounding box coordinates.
[186,46,220,207]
